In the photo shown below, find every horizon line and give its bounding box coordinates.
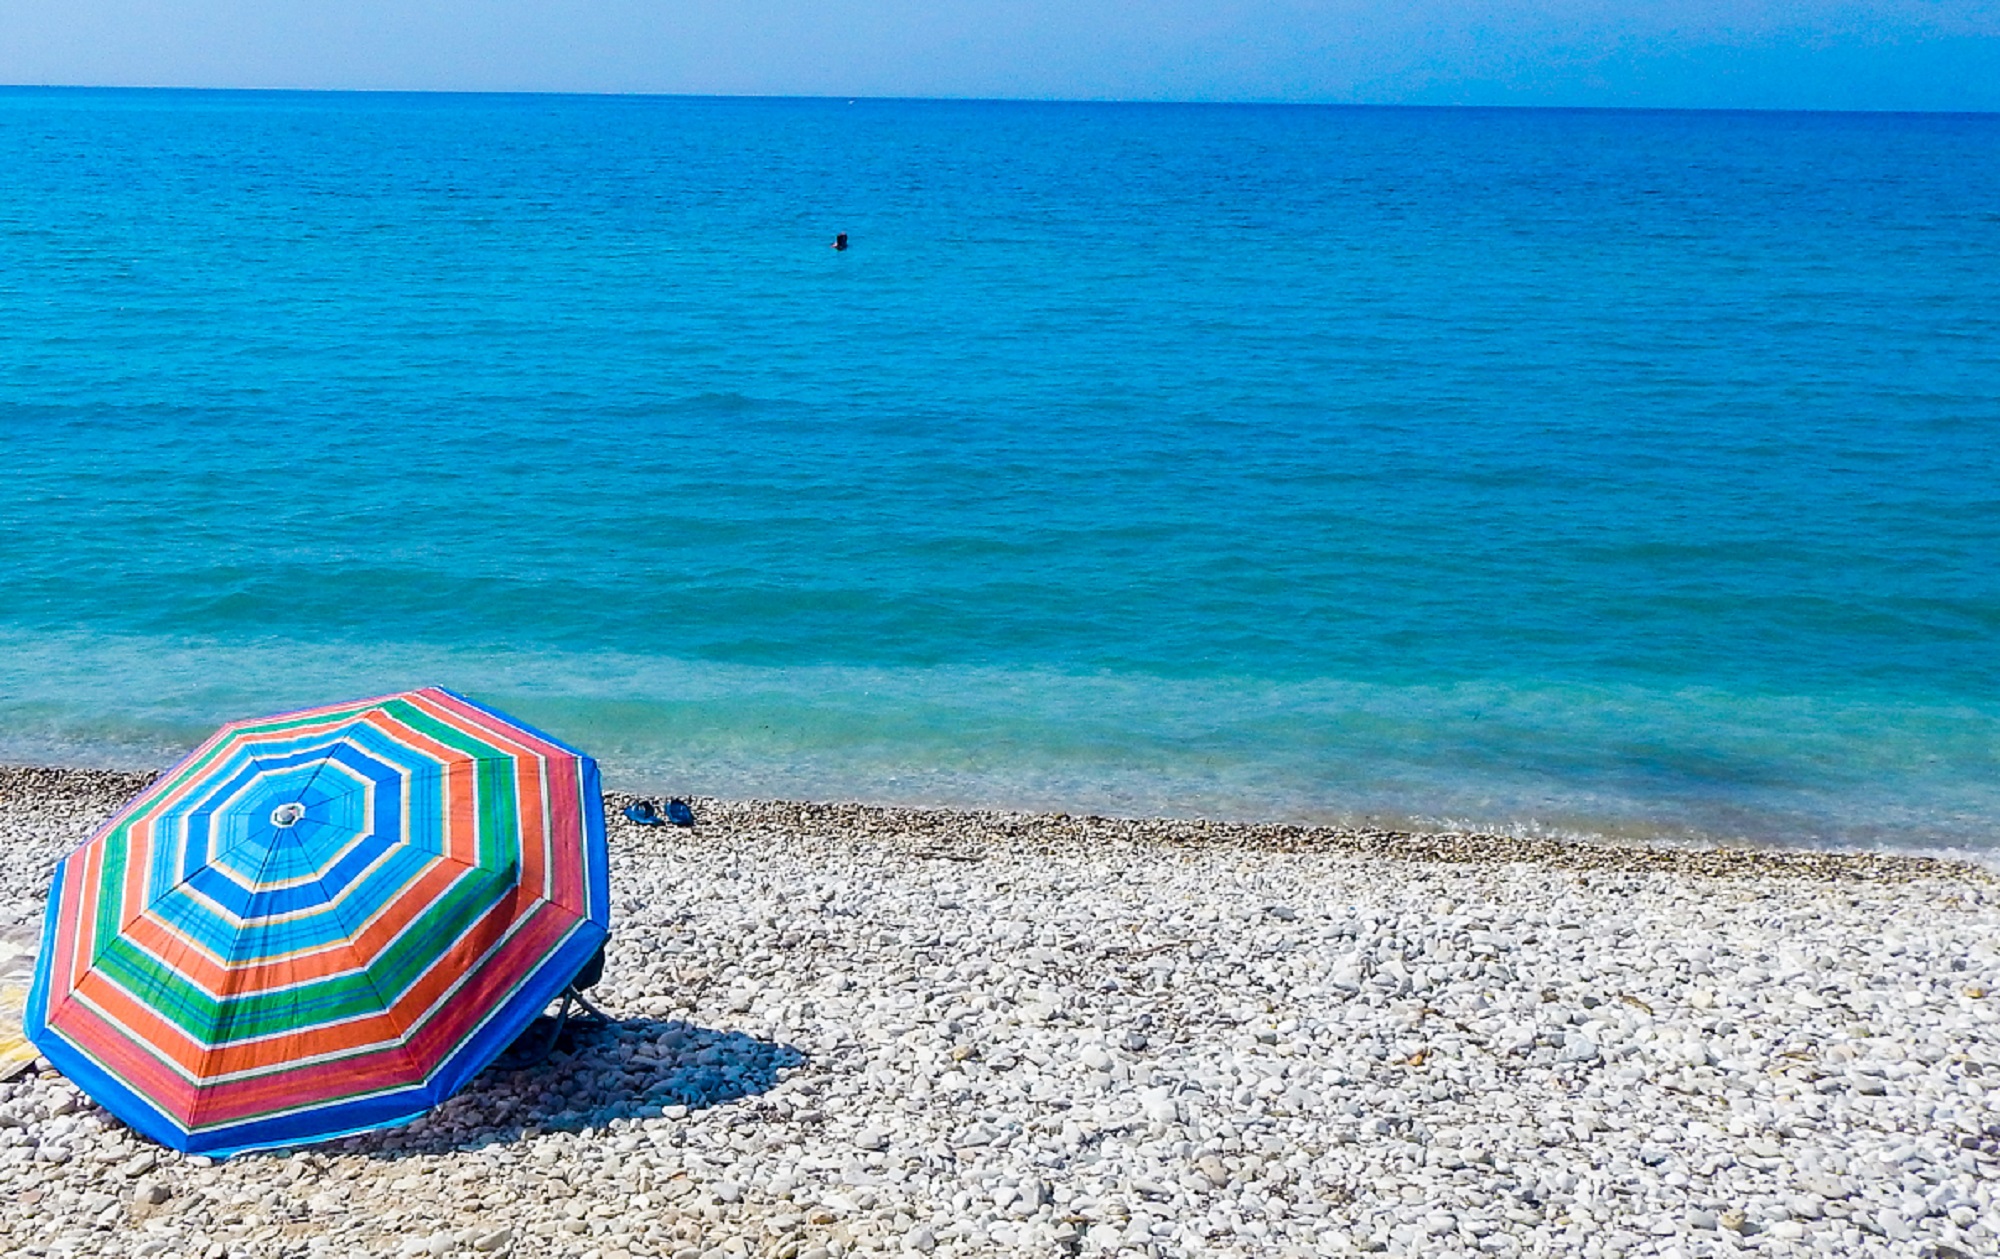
[2,82,1996,118]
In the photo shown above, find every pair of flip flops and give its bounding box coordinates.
[624,798,695,827]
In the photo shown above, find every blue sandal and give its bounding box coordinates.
[623,801,665,826]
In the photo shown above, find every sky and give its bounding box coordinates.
[0,0,1995,110]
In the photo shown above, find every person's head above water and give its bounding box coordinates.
[833,233,848,251]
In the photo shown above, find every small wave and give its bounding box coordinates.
[0,629,1993,855]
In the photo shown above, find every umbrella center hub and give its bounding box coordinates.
[270,802,306,829]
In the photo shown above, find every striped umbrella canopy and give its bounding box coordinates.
[25,687,610,1156]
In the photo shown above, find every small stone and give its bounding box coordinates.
[471,1226,513,1252]
[1874,1210,1914,1240]
[0,765,1993,1259]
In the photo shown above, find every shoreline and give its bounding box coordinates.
[0,764,1986,887]
[3,764,1997,1257]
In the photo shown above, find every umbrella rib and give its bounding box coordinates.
[294,813,429,1106]
[287,711,375,814]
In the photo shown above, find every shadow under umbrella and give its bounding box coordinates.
[491,1012,806,1117]
[324,1013,806,1159]
[484,944,806,1117]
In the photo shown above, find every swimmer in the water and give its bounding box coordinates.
[832,233,848,251]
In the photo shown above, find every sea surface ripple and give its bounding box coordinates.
[1,91,1996,849]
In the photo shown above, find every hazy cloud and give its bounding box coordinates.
[0,0,1994,108]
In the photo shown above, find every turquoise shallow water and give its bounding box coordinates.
[2,90,1997,848]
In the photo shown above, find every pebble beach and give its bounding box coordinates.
[2,765,1997,1259]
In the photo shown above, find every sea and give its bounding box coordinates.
[1,89,1996,852]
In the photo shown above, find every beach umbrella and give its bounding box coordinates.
[24,687,610,1156]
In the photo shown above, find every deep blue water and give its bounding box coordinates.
[2,89,1997,849]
